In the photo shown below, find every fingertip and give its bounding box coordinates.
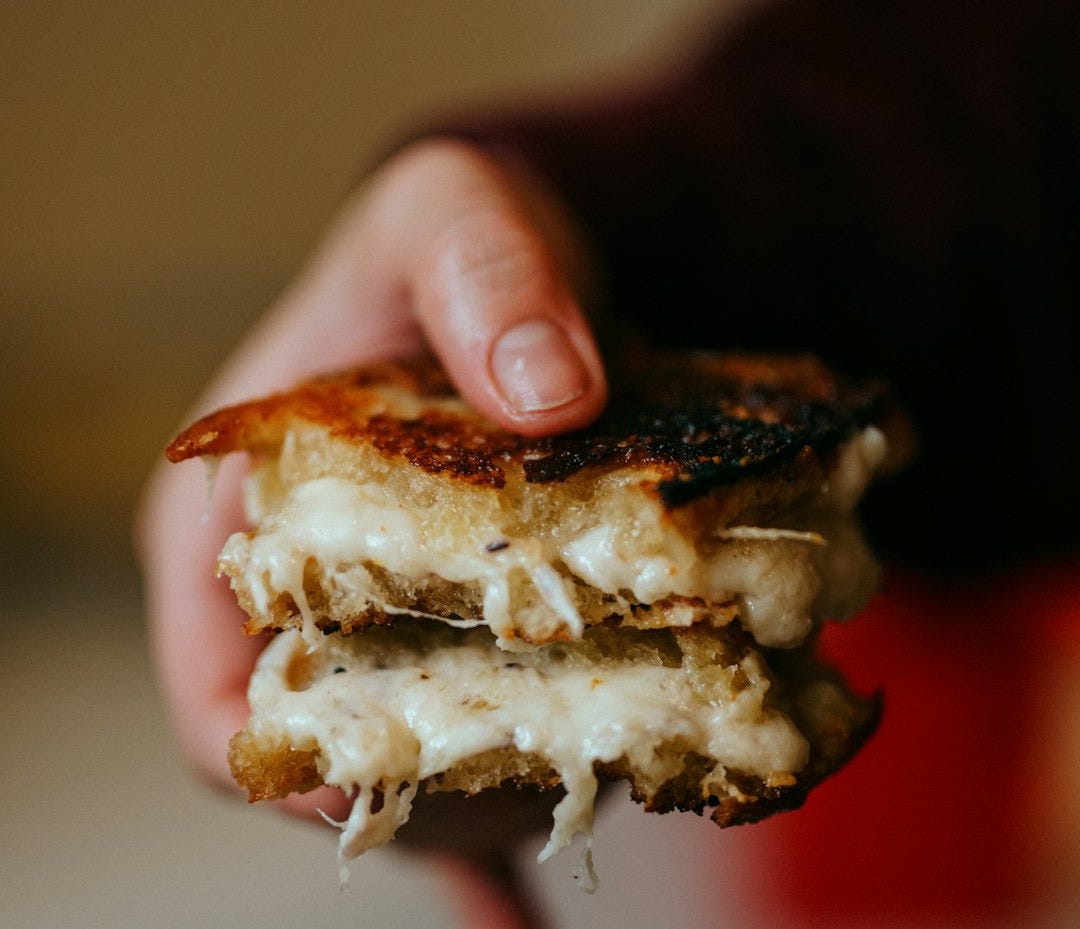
[415,216,607,436]
[486,315,607,436]
[392,143,605,437]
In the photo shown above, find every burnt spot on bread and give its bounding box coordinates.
[168,350,891,504]
[522,352,888,504]
[340,410,515,487]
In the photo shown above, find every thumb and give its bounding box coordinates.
[372,141,607,436]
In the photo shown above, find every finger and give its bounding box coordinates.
[191,140,607,436]
[373,141,607,436]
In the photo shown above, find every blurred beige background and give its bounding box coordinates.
[1,3,777,928]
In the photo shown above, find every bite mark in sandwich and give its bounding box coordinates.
[167,350,906,884]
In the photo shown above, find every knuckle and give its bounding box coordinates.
[430,208,548,298]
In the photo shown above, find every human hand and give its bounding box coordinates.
[135,139,606,863]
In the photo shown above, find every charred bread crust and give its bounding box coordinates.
[523,350,891,506]
[167,350,898,506]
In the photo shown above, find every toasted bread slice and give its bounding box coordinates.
[168,352,900,648]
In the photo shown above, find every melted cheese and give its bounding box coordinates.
[245,627,808,882]
[221,427,887,648]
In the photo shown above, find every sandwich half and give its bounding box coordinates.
[167,350,903,880]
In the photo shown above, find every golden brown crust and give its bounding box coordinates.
[168,359,515,487]
[228,730,323,802]
[168,351,894,504]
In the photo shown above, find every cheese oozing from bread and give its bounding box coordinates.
[219,425,887,649]
[235,621,816,884]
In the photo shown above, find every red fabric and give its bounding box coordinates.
[748,560,1080,925]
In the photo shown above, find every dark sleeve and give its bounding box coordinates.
[444,0,1080,572]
